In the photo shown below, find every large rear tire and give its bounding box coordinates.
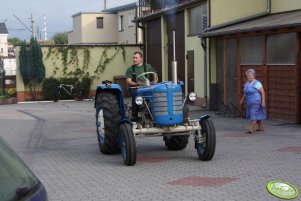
[163,135,189,151]
[95,92,120,154]
[120,123,136,166]
[196,119,216,161]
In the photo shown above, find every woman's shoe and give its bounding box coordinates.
[246,129,255,134]
[256,128,264,131]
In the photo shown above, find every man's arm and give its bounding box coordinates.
[126,77,143,87]
[125,67,140,87]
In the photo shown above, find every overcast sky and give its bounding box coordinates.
[1,0,135,40]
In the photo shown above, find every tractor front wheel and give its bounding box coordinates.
[163,135,189,151]
[195,119,216,161]
[119,123,136,166]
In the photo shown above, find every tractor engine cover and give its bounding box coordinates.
[137,81,183,125]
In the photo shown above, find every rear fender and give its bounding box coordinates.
[94,84,126,119]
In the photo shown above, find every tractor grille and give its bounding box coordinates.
[173,91,183,114]
[153,92,168,115]
[152,91,183,116]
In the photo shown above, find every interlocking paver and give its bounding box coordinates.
[0,101,300,201]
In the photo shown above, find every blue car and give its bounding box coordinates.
[0,137,47,201]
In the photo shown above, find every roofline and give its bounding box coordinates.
[202,10,301,37]
[0,22,8,34]
[104,2,137,13]
[202,22,301,38]
[72,12,116,17]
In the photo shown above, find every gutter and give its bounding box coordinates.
[201,37,208,109]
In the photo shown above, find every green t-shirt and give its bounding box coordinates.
[125,64,155,82]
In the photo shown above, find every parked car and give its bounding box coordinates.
[0,137,47,201]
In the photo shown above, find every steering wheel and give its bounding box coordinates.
[136,72,158,86]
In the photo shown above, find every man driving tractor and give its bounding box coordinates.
[125,52,158,120]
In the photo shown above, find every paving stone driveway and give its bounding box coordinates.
[0,101,300,201]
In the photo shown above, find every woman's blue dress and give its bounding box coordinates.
[243,80,266,121]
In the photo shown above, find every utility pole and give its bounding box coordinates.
[31,14,35,38]
[104,0,106,11]
[43,14,47,40]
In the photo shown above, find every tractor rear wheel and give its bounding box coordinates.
[196,119,216,161]
[95,92,120,154]
[163,135,189,150]
[120,123,136,166]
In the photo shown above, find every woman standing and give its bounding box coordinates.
[240,69,266,134]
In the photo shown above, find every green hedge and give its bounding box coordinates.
[42,78,60,100]
[42,76,92,101]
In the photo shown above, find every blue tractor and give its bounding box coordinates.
[95,33,216,166]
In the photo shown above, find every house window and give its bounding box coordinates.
[189,3,207,35]
[240,36,264,65]
[96,17,103,29]
[0,48,3,53]
[128,13,135,27]
[119,15,124,31]
[267,33,296,64]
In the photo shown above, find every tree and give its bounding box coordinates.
[8,37,22,46]
[19,37,45,100]
[52,32,68,44]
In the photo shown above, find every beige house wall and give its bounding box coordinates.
[271,0,301,13]
[68,13,118,44]
[82,13,118,44]
[210,0,301,27]
[15,45,141,101]
[0,34,8,57]
[117,9,137,44]
[184,9,206,98]
[68,15,83,44]
[210,0,267,26]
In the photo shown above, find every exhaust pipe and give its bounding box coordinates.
[171,31,177,84]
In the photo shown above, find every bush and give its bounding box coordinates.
[42,78,60,100]
[6,88,16,97]
[77,76,92,99]
[42,76,92,101]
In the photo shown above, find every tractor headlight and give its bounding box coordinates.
[135,96,143,105]
[188,92,197,101]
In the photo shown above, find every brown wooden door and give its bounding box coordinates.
[187,50,194,92]
[146,18,162,81]
[166,11,185,88]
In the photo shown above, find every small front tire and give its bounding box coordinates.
[195,119,216,161]
[119,123,136,166]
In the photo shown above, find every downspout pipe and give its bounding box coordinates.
[205,0,271,32]
[201,37,207,109]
